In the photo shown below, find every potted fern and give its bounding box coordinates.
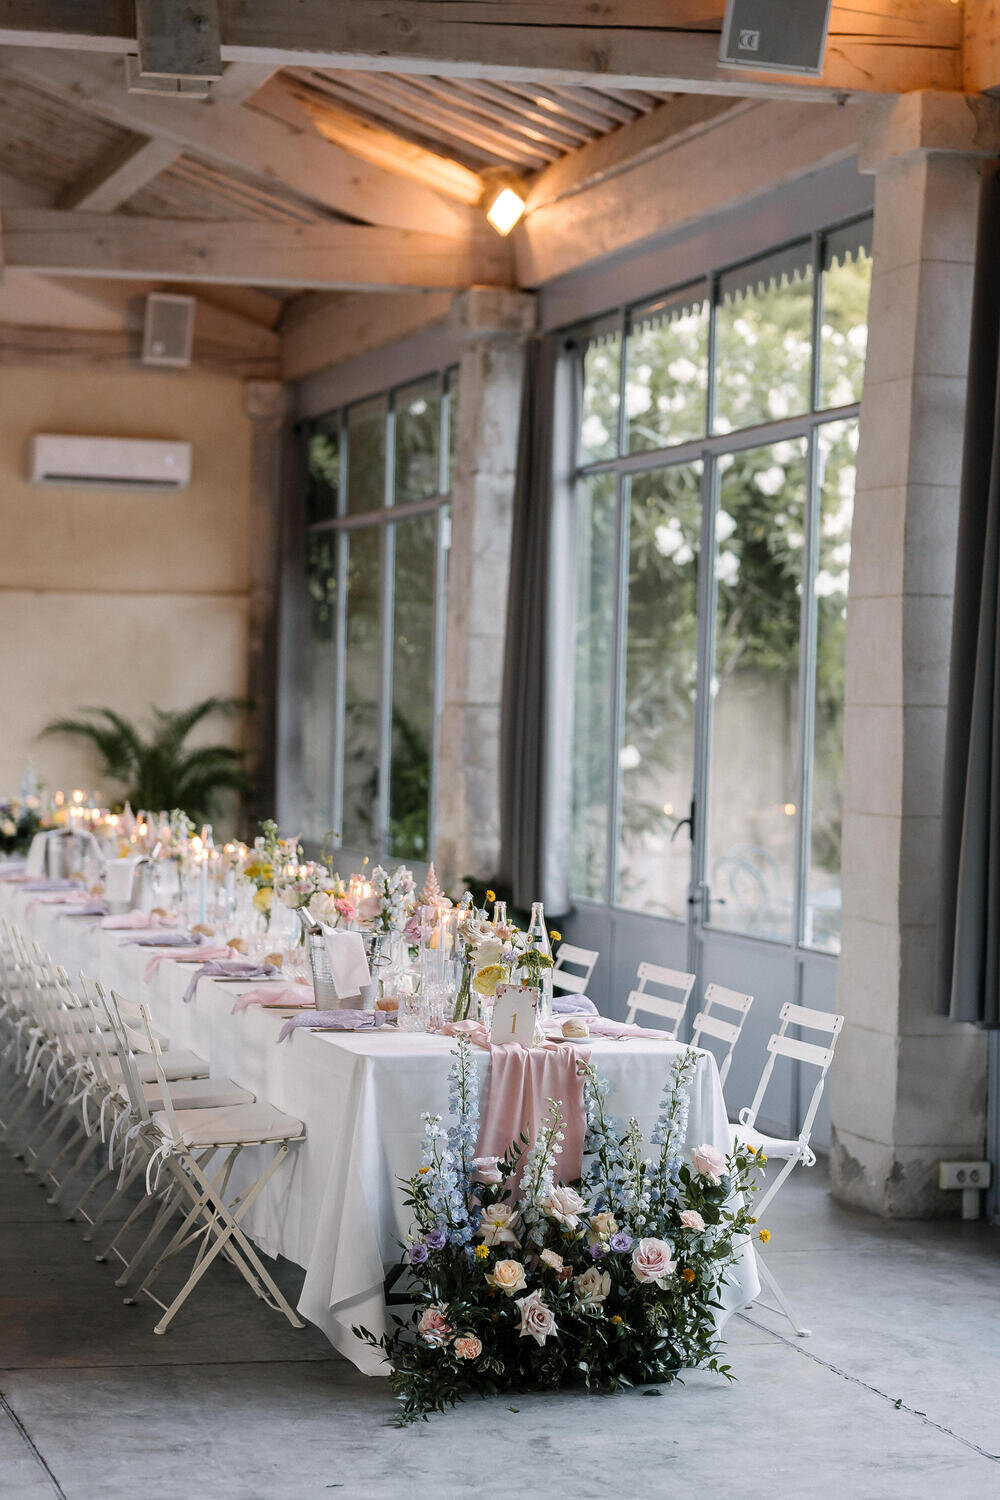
[41,698,251,825]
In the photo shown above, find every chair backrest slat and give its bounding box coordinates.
[551,943,599,996]
[691,1011,740,1045]
[740,1003,845,1142]
[625,964,696,1037]
[690,983,754,1086]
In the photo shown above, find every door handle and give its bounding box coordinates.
[670,798,696,844]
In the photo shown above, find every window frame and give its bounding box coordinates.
[301,365,458,860]
[563,214,871,955]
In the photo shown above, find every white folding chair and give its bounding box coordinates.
[120,997,306,1335]
[551,942,599,997]
[690,983,754,1087]
[624,962,696,1036]
[733,1001,844,1337]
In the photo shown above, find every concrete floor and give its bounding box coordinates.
[1,1142,998,1500]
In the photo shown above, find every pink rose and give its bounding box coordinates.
[680,1209,706,1232]
[453,1335,482,1361]
[540,1185,585,1229]
[417,1305,453,1346]
[334,896,356,923]
[472,1155,503,1186]
[691,1144,727,1185]
[515,1289,558,1346]
[356,892,383,922]
[631,1237,676,1289]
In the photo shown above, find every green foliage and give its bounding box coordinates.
[40,699,250,824]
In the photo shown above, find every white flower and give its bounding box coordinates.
[631,1237,676,1289]
[540,1185,585,1229]
[573,1266,611,1308]
[691,1143,727,1185]
[477,1204,520,1247]
[474,937,503,969]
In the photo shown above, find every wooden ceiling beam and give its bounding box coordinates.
[0,2,963,100]
[0,49,480,236]
[280,289,453,381]
[963,1,1000,93]
[57,136,180,211]
[2,209,514,292]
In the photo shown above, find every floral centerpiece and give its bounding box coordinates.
[357,1037,765,1423]
[358,863,417,934]
[0,794,42,856]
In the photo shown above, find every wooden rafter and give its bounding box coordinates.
[0,49,480,237]
[0,2,964,99]
[2,209,514,292]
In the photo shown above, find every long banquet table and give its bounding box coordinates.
[4,885,759,1374]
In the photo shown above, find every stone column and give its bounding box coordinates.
[831,94,1000,1217]
[435,287,537,889]
[243,378,292,834]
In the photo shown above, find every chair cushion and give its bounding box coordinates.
[136,1050,209,1082]
[733,1122,810,1159]
[141,1077,254,1111]
[150,1101,305,1148]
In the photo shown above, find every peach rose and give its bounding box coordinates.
[631,1237,677,1289]
[680,1209,706,1233]
[477,1204,520,1247]
[588,1211,619,1245]
[515,1289,558,1346]
[691,1144,727,1185]
[487,1258,528,1295]
[540,1248,564,1272]
[540,1185,585,1229]
[453,1335,482,1360]
[417,1305,453,1346]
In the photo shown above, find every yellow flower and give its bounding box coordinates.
[681,1267,696,1284]
[611,1315,623,1325]
[474,1244,490,1261]
[474,964,506,998]
[486,889,497,903]
[418,1166,430,1175]
[746,1216,757,1225]
[758,1228,771,1244]
[549,929,562,944]
[253,886,273,914]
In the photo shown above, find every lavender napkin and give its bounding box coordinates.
[277,1009,387,1042]
[59,902,109,918]
[183,959,279,1005]
[553,994,599,1015]
[128,931,205,948]
[21,879,80,893]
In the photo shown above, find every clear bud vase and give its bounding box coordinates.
[526,900,554,1025]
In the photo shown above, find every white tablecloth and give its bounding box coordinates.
[4,888,758,1373]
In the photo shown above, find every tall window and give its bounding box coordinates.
[301,369,457,859]
[568,218,872,954]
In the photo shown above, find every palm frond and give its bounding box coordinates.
[151,698,248,758]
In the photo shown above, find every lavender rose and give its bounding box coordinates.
[408,1242,429,1265]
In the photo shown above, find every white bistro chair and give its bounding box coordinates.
[733,1001,844,1337]
[551,942,599,998]
[625,963,696,1037]
[690,983,754,1087]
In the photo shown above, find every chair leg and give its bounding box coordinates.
[754,1254,811,1338]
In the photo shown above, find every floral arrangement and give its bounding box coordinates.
[361,863,417,934]
[357,1037,765,1423]
[0,795,42,855]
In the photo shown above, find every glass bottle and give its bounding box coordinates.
[526,900,554,1025]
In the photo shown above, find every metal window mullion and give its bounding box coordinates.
[793,428,821,953]
[429,505,450,861]
[605,470,630,908]
[376,405,397,859]
[331,527,348,848]
[693,451,721,943]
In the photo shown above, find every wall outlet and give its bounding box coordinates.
[939,1161,991,1191]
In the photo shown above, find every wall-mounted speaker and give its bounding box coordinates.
[719,0,833,77]
[141,293,196,368]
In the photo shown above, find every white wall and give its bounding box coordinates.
[0,365,252,800]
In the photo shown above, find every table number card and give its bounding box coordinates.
[490,984,538,1045]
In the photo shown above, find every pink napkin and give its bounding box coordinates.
[101,910,176,931]
[231,983,314,1014]
[476,1043,590,1190]
[143,944,232,982]
[25,890,94,917]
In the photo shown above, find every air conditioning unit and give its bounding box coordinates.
[27,435,192,491]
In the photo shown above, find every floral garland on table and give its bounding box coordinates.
[356,1037,766,1423]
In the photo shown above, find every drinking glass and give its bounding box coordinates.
[398,990,430,1032]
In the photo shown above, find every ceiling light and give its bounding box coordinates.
[486,186,526,236]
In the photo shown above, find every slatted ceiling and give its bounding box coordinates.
[0,75,133,198]
[123,153,336,225]
[293,68,673,175]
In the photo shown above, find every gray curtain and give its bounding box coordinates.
[498,336,573,916]
[936,166,1000,1026]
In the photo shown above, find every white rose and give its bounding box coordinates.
[540,1185,585,1229]
[474,937,503,968]
[515,1289,558,1346]
[573,1266,611,1308]
[540,1248,564,1272]
[477,1204,520,1247]
[308,890,337,923]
